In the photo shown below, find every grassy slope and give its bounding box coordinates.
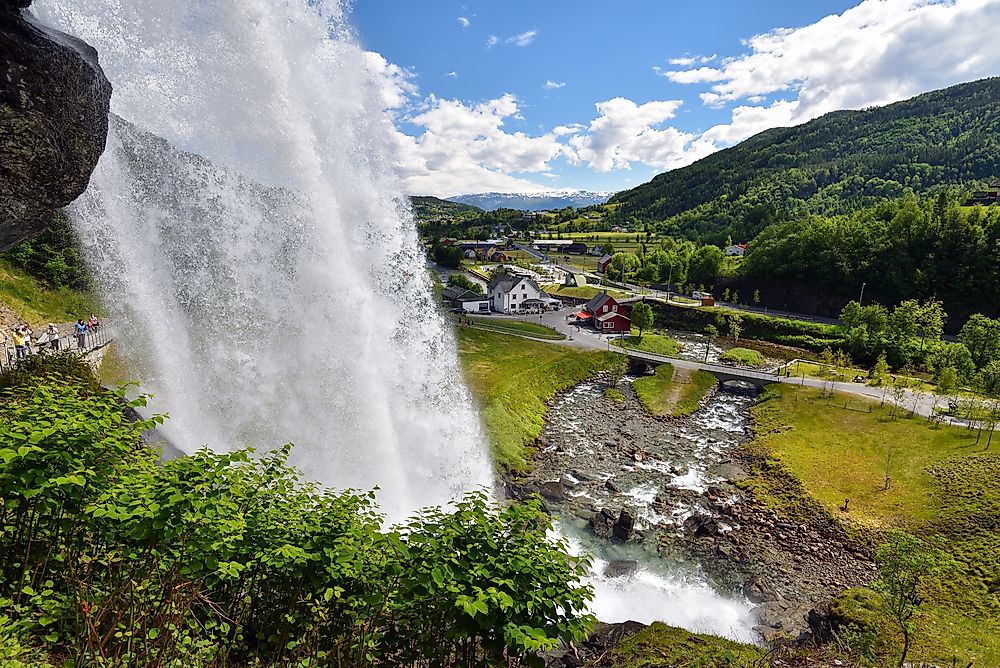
[0,260,95,326]
[718,347,766,368]
[462,316,565,340]
[612,332,681,357]
[748,384,1000,665]
[543,284,631,301]
[456,326,620,471]
[609,622,764,667]
[632,363,717,418]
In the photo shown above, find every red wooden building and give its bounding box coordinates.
[576,292,631,334]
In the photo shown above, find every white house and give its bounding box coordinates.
[725,244,747,257]
[488,273,544,313]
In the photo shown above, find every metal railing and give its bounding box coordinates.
[0,326,113,373]
[618,347,781,382]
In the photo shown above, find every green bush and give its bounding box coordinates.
[0,370,594,666]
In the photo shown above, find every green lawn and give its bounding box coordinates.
[611,331,681,357]
[747,384,1000,665]
[460,316,565,340]
[0,261,96,326]
[718,347,766,368]
[456,327,621,471]
[632,363,717,417]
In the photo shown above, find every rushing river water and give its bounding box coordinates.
[524,377,760,642]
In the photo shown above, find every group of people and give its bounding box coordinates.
[5,314,101,362]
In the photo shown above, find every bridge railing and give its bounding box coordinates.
[0,326,113,373]
[619,348,781,382]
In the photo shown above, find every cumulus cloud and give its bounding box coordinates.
[568,98,712,172]
[457,16,470,28]
[362,51,417,109]
[670,0,1000,142]
[393,94,569,196]
[446,71,458,78]
[544,80,566,89]
[486,34,498,48]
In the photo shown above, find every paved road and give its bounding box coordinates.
[479,306,952,421]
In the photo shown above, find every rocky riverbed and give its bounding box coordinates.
[508,373,875,646]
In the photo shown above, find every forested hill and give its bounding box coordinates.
[409,196,481,222]
[609,77,1000,244]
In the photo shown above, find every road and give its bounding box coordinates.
[478,306,952,422]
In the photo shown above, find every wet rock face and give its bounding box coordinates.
[0,0,112,250]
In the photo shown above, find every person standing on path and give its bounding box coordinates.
[11,327,26,360]
[47,324,60,351]
[22,326,33,356]
[74,319,87,350]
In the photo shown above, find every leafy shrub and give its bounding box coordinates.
[0,369,594,666]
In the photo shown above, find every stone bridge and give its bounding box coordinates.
[620,348,779,389]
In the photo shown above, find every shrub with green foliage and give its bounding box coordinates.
[0,364,594,666]
[1,210,90,291]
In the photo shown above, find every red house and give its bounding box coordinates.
[578,292,631,334]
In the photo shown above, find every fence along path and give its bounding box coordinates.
[0,326,113,372]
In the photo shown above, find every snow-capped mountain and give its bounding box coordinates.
[447,191,613,211]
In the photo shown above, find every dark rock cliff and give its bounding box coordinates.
[0,0,111,251]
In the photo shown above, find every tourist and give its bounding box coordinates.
[22,326,33,356]
[87,313,100,330]
[11,327,27,360]
[47,323,60,351]
[75,319,87,350]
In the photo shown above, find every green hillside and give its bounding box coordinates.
[409,195,481,222]
[609,78,1000,245]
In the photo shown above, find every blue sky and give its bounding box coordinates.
[350,0,1000,197]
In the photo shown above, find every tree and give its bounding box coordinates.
[630,302,654,340]
[915,298,946,352]
[959,314,1000,368]
[726,313,743,344]
[873,531,953,668]
[447,274,483,295]
[871,352,891,385]
[703,324,718,362]
[753,289,760,306]
[687,244,724,287]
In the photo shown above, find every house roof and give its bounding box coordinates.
[584,292,616,314]
[598,254,613,265]
[488,273,540,295]
[596,310,630,322]
[456,291,488,302]
[442,285,467,300]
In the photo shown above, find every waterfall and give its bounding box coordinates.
[34,0,493,522]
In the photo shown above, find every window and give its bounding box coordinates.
[612,305,617,312]
[603,305,608,313]
[522,293,527,299]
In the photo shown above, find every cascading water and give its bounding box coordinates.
[33,0,493,521]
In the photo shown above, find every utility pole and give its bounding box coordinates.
[666,263,675,303]
[859,282,866,306]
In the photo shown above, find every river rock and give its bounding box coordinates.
[537,480,567,502]
[612,509,635,542]
[603,560,639,579]
[685,514,721,538]
[0,0,112,250]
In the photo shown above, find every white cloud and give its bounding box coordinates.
[486,34,498,48]
[394,94,569,196]
[568,98,712,172]
[457,16,470,28]
[362,51,417,109]
[667,54,716,66]
[507,30,538,47]
[660,66,726,84]
[446,71,458,78]
[544,80,566,90]
[669,0,1000,142]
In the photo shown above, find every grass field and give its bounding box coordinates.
[747,384,1000,665]
[461,316,565,340]
[456,327,621,471]
[611,331,681,357]
[0,261,96,326]
[718,347,766,368]
[632,363,717,417]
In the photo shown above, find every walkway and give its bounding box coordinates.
[0,326,112,372]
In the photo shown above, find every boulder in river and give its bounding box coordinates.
[685,514,721,538]
[603,560,639,579]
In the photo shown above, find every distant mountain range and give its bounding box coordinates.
[447,191,612,211]
[609,77,1000,244]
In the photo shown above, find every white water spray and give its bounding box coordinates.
[34,0,492,521]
